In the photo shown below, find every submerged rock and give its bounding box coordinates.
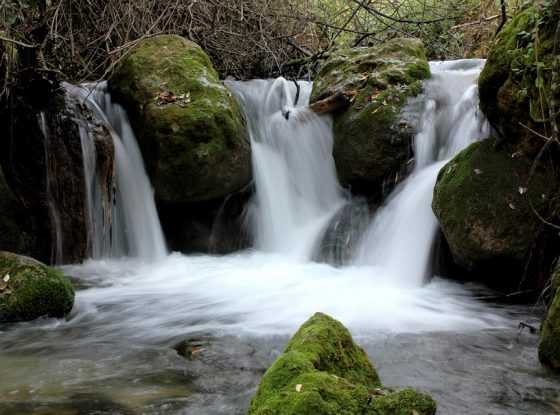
[0,251,74,322]
[478,1,560,155]
[248,312,436,415]
[110,35,251,204]
[432,138,555,288]
[310,38,430,198]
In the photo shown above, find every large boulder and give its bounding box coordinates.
[432,138,556,287]
[0,251,74,322]
[110,35,251,204]
[478,1,560,155]
[248,312,436,415]
[310,38,430,198]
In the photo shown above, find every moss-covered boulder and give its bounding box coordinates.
[248,312,436,415]
[110,35,250,203]
[0,251,74,322]
[432,138,556,285]
[478,1,560,155]
[310,38,430,197]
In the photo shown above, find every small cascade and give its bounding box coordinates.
[353,59,490,284]
[62,87,115,259]
[38,112,64,265]
[64,82,167,261]
[227,78,350,260]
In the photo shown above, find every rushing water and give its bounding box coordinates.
[64,82,167,260]
[2,61,560,414]
[353,59,490,285]
[227,79,349,260]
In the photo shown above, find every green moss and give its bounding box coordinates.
[110,35,250,203]
[368,389,437,415]
[0,251,74,322]
[249,313,436,415]
[539,288,560,371]
[433,138,554,273]
[478,2,560,153]
[310,38,430,196]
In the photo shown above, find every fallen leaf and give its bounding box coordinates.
[3,273,9,282]
[295,384,303,392]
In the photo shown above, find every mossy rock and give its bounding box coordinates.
[110,35,250,203]
[432,138,555,283]
[248,312,436,415]
[539,285,560,371]
[0,251,74,322]
[478,1,560,154]
[310,38,430,197]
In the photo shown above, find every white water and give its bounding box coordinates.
[2,60,553,415]
[354,60,490,285]
[61,252,504,341]
[64,82,167,261]
[53,61,501,340]
[227,78,348,260]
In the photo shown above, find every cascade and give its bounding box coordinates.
[38,112,64,264]
[227,78,352,260]
[64,82,167,261]
[353,59,490,284]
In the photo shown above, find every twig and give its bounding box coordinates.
[0,35,36,49]
[496,0,508,35]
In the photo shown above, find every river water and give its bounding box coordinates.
[1,60,559,414]
[0,254,558,414]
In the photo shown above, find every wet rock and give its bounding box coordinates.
[478,1,560,155]
[539,287,560,371]
[0,81,115,264]
[314,198,369,266]
[248,312,436,415]
[0,166,35,254]
[310,38,430,199]
[159,184,251,254]
[174,336,212,360]
[432,138,556,288]
[110,35,251,204]
[0,251,74,322]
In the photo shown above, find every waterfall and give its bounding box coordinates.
[353,59,490,285]
[38,112,64,265]
[63,82,167,261]
[227,78,350,260]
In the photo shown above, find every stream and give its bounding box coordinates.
[1,59,559,414]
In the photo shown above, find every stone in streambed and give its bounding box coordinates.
[432,138,555,288]
[310,38,431,199]
[110,35,251,204]
[0,251,74,322]
[248,312,436,415]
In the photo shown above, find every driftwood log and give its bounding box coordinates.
[309,91,356,114]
